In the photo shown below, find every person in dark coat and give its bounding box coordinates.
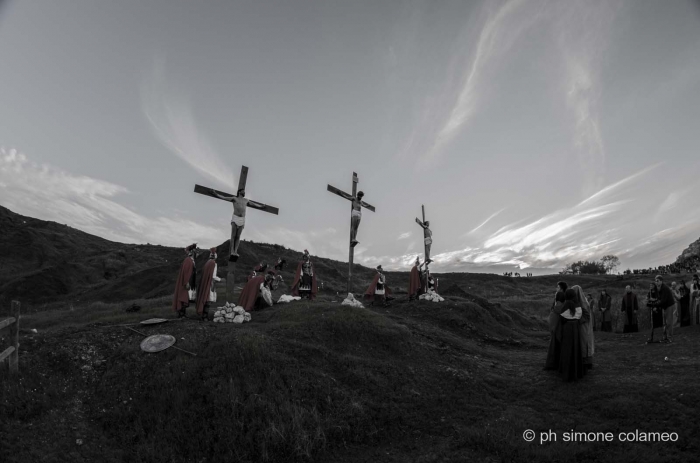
[559,289,586,382]
[599,290,612,332]
[620,285,639,333]
[678,280,691,327]
[647,282,663,342]
[544,290,565,370]
[652,276,676,343]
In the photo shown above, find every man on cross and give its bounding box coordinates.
[209,187,268,262]
[416,219,433,264]
[349,190,365,247]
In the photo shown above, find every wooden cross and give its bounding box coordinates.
[415,204,431,280]
[327,172,375,294]
[194,165,278,303]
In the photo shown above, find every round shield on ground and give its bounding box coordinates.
[140,334,176,353]
[140,318,169,325]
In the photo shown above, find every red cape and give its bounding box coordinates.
[239,275,265,311]
[408,266,422,297]
[172,257,194,312]
[195,259,217,315]
[291,261,318,299]
[364,273,391,301]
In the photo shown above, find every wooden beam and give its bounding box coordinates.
[0,346,15,363]
[0,317,16,332]
[237,165,249,193]
[246,202,279,215]
[194,184,235,200]
[327,184,351,199]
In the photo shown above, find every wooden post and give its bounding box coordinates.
[9,300,19,376]
[226,266,236,306]
[348,173,358,293]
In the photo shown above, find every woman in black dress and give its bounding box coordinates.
[559,289,586,382]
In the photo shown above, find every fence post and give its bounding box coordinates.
[9,300,19,376]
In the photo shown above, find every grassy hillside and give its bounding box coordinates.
[2,206,699,462]
[2,284,699,462]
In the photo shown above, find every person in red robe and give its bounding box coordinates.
[195,248,220,319]
[365,265,392,307]
[238,274,267,311]
[172,243,197,317]
[408,257,424,301]
[291,250,318,299]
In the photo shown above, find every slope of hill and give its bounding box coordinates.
[0,205,391,310]
[2,206,699,462]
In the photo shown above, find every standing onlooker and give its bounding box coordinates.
[586,293,599,331]
[620,285,639,333]
[647,282,663,342]
[652,276,676,343]
[598,289,612,332]
[678,280,691,327]
[690,274,700,326]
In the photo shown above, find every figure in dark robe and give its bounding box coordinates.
[365,265,392,307]
[291,250,318,299]
[544,290,566,370]
[172,243,198,317]
[678,281,690,327]
[620,286,639,333]
[558,289,586,382]
[598,290,612,332]
[647,283,663,342]
[195,248,221,319]
[408,257,424,301]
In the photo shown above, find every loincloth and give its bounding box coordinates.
[351,210,362,218]
[424,237,433,245]
[231,215,246,227]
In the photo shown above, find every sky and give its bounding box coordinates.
[1,0,699,275]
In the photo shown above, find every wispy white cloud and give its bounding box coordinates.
[430,0,529,159]
[577,162,662,206]
[397,231,412,240]
[554,0,622,195]
[0,147,226,247]
[468,207,506,234]
[140,57,235,188]
[382,164,700,272]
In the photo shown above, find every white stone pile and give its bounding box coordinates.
[213,302,252,323]
[277,294,302,304]
[341,293,364,308]
[419,290,444,302]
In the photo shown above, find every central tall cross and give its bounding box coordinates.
[415,204,432,279]
[327,172,375,294]
[194,165,279,303]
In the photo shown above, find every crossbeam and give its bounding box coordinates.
[194,184,278,215]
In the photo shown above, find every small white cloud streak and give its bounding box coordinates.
[469,207,506,234]
[397,231,412,240]
[140,57,235,188]
[0,147,226,247]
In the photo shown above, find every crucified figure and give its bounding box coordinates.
[209,188,268,261]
